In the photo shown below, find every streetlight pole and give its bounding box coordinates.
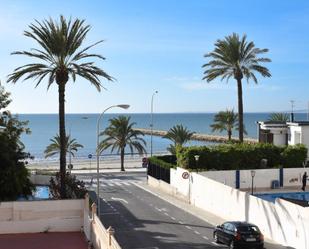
[251,170,256,195]
[150,91,158,157]
[96,104,130,217]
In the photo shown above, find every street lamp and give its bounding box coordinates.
[150,90,158,157]
[194,155,200,173]
[96,104,130,216]
[251,170,256,195]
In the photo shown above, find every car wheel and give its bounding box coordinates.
[214,232,219,243]
[229,240,235,249]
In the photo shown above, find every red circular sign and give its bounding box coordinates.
[182,172,189,179]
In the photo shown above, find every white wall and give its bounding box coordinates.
[240,168,279,189]
[171,169,309,249]
[200,170,235,187]
[0,199,84,234]
[29,174,53,185]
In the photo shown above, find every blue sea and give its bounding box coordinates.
[18,113,307,161]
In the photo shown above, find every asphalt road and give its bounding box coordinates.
[77,172,290,249]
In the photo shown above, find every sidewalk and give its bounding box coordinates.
[135,181,280,245]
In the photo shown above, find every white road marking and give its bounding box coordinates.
[178,221,184,224]
[155,207,162,212]
[114,182,122,186]
[100,212,120,215]
[111,197,128,204]
[171,217,176,220]
[164,212,169,216]
[185,225,192,230]
[123,182,131,186]
[194,231,200,235]
[211,242,221,246]
[203,236,209,240]
[107,183,115,187]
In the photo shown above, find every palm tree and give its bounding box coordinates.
[44,134,83,159]
[203,33,271,142]
[211,109,239,141]
[268,113,289,122]
[98,116,146,171]
[164,124,194,154]
[7,16,113,198]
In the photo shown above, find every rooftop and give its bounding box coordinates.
[0,232,88,249]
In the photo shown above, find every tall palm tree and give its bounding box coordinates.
[98,116,146,171]
[268,113,289,122]
[211,109,239,141]
[203,33,271,142]
[164,124,194,154]
[7,16,113,198]
[44,134,83,159]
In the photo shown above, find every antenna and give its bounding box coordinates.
[290,100,295,113]
[290,100,295,122]
[307,101,309,121]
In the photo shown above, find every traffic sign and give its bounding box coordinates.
[88,154,92,159]
[182,172,189,179]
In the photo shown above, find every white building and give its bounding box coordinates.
[257,120,309,150]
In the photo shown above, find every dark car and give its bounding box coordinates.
[213,221,264,249]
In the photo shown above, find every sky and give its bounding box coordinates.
[0,0,309,114]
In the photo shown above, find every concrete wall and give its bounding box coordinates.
[195,167,307,189]
[169,167,309,249]
[86,200,122,249]
[200,170,235,187]
[29,174,54,185]
[239,168,279,189]
[0,199,84,234]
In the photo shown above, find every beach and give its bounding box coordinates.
[26,155,145,172]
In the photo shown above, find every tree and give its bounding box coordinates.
[98,116,146,171]
[211,109,239,141]
[203,33,271,142]
[0,84,34,201]
[8,16,113,198]
[44,134,83,158]
[268,113,289,122]
[163,124,194,154]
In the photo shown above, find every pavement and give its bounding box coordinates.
[78,172,288,249]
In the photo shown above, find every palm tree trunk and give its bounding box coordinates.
[120,148,125,171]
[236,78,244,142]
[228,130,232,141]
[58,82,66,198]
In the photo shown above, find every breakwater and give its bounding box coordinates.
[134,128,258,144]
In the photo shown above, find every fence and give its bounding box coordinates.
[147,163,170,183]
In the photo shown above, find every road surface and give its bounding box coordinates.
[77,172,289,249]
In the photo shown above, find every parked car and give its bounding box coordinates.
[213,221,264,249]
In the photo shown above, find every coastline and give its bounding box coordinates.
[26,156,145,171]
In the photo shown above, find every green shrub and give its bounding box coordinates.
[176,143,307,170]
[148,155,176,169]
[281,144,308,168]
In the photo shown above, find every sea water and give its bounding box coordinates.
[18,113,307,162]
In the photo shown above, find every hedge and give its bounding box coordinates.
[176,143,307,170]
[148,155,177,169]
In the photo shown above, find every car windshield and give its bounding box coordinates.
[238,225,260,233]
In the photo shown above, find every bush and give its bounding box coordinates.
[50,172,87,199]
[176,143,307,170]
[148,155,177,169]
[281,144,308,168]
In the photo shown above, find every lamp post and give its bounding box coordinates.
[150,91,158,157]
[96,104,130,216]
[251,170,256,195]
[194,155,200,173]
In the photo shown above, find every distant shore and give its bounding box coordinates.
[26,156,145,171]
[134,128,258,144]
